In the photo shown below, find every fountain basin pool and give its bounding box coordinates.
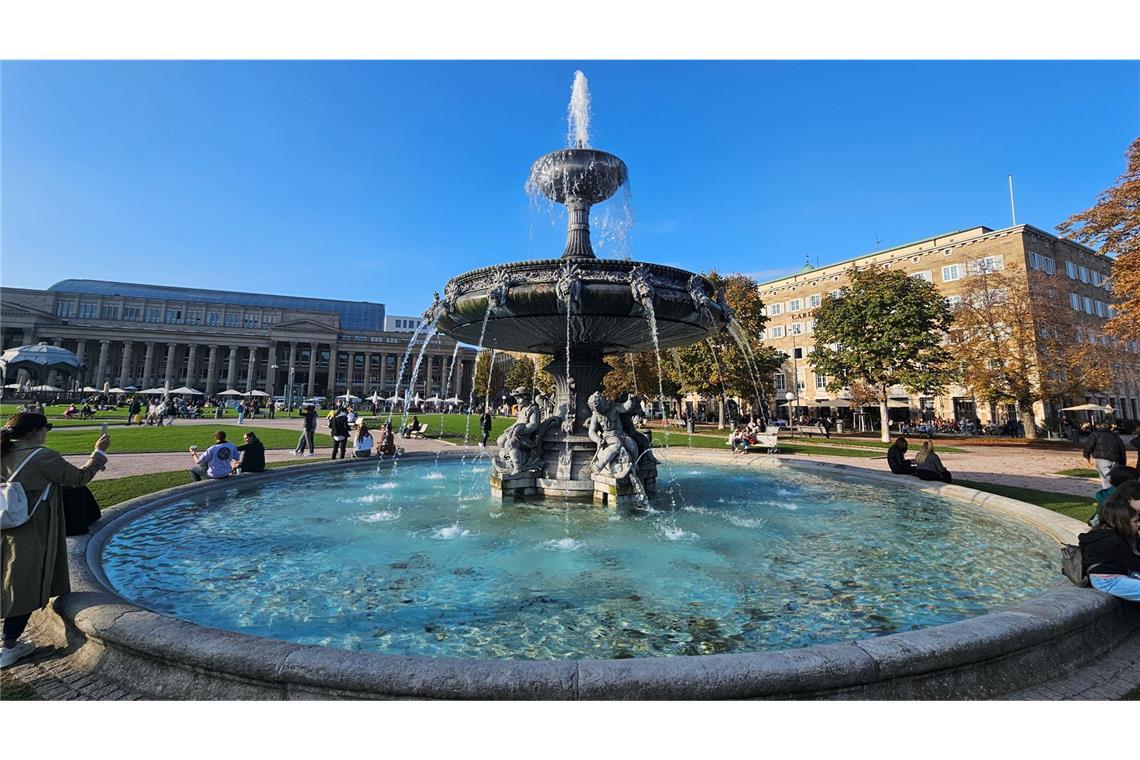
[97,455,1058,661]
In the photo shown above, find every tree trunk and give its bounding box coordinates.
[1022,406,1038,440]
[717,397,725,430]
[879,388,891,443]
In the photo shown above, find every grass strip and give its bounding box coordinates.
[46,426,332,455]
[956,479,1095,523]
[1055,468,1099,479]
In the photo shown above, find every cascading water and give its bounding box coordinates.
[725,317,766,420]
[397,323,438,442]
[387,319,431,426]
[704,338,731,429]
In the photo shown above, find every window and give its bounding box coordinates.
[769,303,783,316]
[56,301,73,317]
[941,264,962,282]
[243,315,258,328]
[1095,301,1107,318]
[100,304,118,320]
[809,294,821,308]
[972,255,1005,274]
[945,295,962,308]
[1078,266,1090,284]
[144,307,161,323]
[790,322,803,336]
[773,372,786,391]
[830,289,843,299]
[796,369,807,392]
[1091,271,1102,286]
[788,299,803,312]
[78,302,98,319]
[806,319,814,333]
[164,308,183,323]
[1065,261,1077,279]
[1082,296,1094,314]
[186,310,202,325]
[122,306,141,321]
[792,347,804,359]
[224,313,240,327]
[1070,292,1081,310]
[1029,253,1055,275]
[769,325,785,339]
[815,373,827,390]
[207,311,221,326]
[911,271,933,283]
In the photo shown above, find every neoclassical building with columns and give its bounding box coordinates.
[0,280,476,404]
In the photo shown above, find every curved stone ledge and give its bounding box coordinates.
[48,447,1137,699]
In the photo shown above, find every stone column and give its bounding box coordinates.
[286,342,298,405]
[185,344,199,387]
[75,340,88,365]
[205,345,219,395]
[264,342,277,395]
[327,347,339,397]
[362,352,372,397]
[346,352,356,395]
[226,346,239,390]
[306,342,318,397]
[141,342,156,388]
[118,341,134,387]
[246,346,258,392]
[378,352,388,394]
[163,342,178,389]
[96,340,112,389]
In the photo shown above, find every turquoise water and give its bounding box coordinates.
[100,459,1059,660]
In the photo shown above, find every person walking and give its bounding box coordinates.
[237,401,247,425]
[127,397,141,426]
[479,409,493,448]
[295,404,317,456]
[1084,424,1127,488]
[329,408,350,459]
[188,431,240,482]
[2,412,110,669]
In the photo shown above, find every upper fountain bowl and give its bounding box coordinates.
[529,149,628,205]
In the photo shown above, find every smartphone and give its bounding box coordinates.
[101,422,109,436]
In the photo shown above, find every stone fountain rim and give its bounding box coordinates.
[55,449,1132,700]
[444,257,708,291]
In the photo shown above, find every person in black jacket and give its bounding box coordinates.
[329,409,350,459]
[1083,425,1127,488]
[294,404,317,456]
[1080,480,1140,602]
[479,409,493,447]
[235,431,266,473]
[887,436,915,475]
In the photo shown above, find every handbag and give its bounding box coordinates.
[1,448,52,529]
[1060,544,1104,588]
[63,485,103,536]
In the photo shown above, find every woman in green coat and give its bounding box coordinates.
[1,412,110,669]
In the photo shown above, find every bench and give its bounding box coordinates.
[406,424,430,440]
[726,432,780,454]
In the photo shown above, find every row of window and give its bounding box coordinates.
[771,370,830,393]
[1068,293,1116,318]
[1064,260,1108,287]
[57,300,280,328]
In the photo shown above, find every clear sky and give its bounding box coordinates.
[2,60,1137,316]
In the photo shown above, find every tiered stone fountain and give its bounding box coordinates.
[430,78,733,505]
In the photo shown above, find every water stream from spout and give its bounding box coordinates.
[726,318,766,421]
[641,299,682,516]
[568,70,590,149]
[705,338,731,429]
[388,319,431,427]
[435,341,461,470]
[397,323,438,444]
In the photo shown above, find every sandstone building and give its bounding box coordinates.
[756,224,1137,426]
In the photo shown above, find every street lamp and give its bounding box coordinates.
[270,364,278,416]
[286,364,295,411]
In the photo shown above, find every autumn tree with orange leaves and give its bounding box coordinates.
[1058,137,1140,340]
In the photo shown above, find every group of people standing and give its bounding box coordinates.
[293,403,397,460]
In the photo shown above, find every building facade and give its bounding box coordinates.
[0,280,477,404]
[756,224,1138,425]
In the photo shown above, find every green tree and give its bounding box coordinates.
[472,351,513,411]
[502,354,555,398]
[602,351,680,411]
[810,264,955,442]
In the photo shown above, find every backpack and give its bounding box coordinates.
[1060,544,1105,588]
[1,448,52,529]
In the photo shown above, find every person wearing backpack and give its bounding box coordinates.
[1079,480,1140,603]
[1,412,110,669]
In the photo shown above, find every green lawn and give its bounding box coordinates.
[1056,468,1099,479]
[3,403,131,419]
[46,425,332,454]
[956,479,1095,523]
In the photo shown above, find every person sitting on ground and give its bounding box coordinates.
[188,430,240,482]
[80,404,95,419]
[1079,480,1140,603]
[887,436,916,475]
[63,404,78,419]
[377,419,397,457]
[1084,423,1127,489]
[914,440,952,483]
[234,431,265,474]
[353,421,374,458]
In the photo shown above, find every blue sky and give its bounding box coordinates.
[2,60,1137,316]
